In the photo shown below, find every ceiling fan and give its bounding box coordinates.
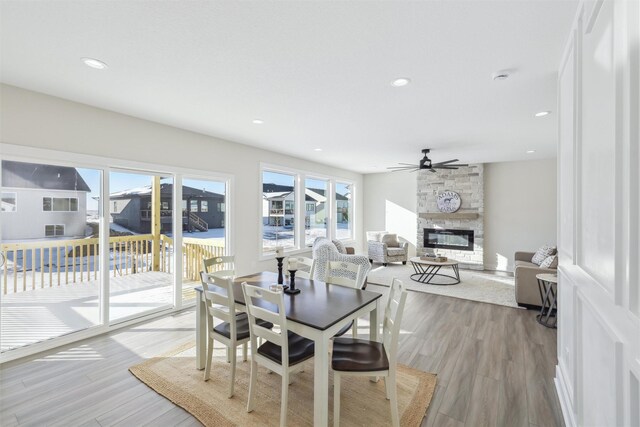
[387,149,468,173]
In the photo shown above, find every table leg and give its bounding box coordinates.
[313,335,330,426]
[196,292,206,370]
[425,265,441,283]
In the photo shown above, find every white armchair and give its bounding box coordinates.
[367,231,408,266]
[311,237,371,289]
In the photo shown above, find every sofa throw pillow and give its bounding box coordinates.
[539,255,558,269]
[532,245,557,265]
[381,233,400,247]
[332,239,347,254]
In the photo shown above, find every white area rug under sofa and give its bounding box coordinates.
[366,264,521,308]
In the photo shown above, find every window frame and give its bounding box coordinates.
[44,224,65,237]
[42,196,79,212]
[259,163,356,259]
[1,191,17,212]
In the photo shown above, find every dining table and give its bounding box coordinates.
[194,271,383,426]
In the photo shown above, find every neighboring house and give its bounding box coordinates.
[109,183,225,233]
[262,183,349,226]
[0,160,90,240]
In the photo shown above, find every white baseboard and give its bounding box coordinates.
[555,364,577,427]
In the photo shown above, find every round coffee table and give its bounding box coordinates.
[409,257,460,285]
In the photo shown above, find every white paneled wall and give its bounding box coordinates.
[556,1,639,426]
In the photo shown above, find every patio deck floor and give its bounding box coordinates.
[1,272,198,353]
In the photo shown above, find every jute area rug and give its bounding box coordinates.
[367,264,520,308]
[129,342,436,426]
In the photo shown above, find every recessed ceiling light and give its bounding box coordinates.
[534,111,550,117]
[313,148,323,152]
[526,150,536,154]
[252,119,264,124]
[81,57,108,70]
[391,78,411,87]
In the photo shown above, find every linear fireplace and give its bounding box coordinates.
[424,228,474,251]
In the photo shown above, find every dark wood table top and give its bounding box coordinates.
[195,271,382,331]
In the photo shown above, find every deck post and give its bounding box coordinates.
[152,176,161,271]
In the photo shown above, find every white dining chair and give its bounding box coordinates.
[242,283,315,427]
[199,272,272,397]
[331,278,408,427]
[325,260,364,337]
[202,255,235,278]
[290,256,315,279]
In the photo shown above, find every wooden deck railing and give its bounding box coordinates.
[1,234,224,295]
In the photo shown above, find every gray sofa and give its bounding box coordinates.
[514,251,557,308]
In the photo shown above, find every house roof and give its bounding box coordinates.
[1,160,91,192]
[109,183,224,200]
[263,183,348,202]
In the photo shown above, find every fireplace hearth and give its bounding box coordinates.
[424,228,474,252]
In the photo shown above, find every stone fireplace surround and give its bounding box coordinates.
[417,164,484,270]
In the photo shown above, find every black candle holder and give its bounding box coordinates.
[276,257,285,284]
[284,270,300,294]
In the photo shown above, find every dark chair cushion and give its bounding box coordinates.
[333,320,354,338]
[331,338,389,372]
[258,331,315,366]
[213,312,273,341]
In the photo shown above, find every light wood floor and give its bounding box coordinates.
[0,283,563,427]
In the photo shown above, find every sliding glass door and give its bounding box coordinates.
[180,177,227,304]
[108,170,174,322]
[1,160,103,352]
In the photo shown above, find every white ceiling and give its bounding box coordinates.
[0,0,578,174]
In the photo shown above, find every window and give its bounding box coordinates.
[190,200,198,211]
[161,201,169,210]
[305,178,328,246]
[43,197,78,212]
[201,200,208,212]
[335,182,353,240]
[217,202,225,212]
[44,224,65,237]
[1,192,17,212]
[262,170,296,253]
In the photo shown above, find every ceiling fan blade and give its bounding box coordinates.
[398,163,419,166]
[432,159,460,166]
[433,166,459,170]
[387,166,417,170]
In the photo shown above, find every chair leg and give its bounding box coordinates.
[333,372,341,427]
[228,344,237,398]
[384,376,390,400]
[247,359,258,413]
[242,342,248,361]
[388,372,399,427]
[226,347,231,363]
[402,261,406,265]
[280,371,289,427]
[204,337,214,381]
[352,318,358,338]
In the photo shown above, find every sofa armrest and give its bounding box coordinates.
[368,241,388,259]
[515,251,536,262]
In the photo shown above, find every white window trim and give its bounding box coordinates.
[1,191,17,212]
[44,224,65,237]
[0,143,235,363]
[259,163,357,259]
[42,196,79,212]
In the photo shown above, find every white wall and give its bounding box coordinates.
[0,84,364,274]
[484,158,557,272]
[362,159,557,270]
[555,1,639,426]
[362,171,417,256]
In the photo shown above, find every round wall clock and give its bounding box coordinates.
[436,191,461,213]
